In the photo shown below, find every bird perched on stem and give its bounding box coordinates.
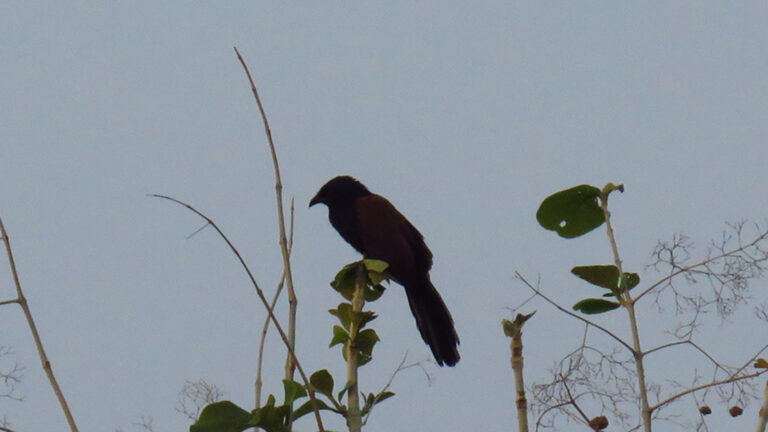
[310,175,460,366]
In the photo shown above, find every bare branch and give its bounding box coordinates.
[151,194,325,431]
[515,272,633,352]
[176,379,226,421]
[0,217,79,431]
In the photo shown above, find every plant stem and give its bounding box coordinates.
[346,267,366,432]
[757,379,768,432]
[0,217,79,432]
[600,191,652,432]
[510,328,529,432]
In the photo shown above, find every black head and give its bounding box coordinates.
[309,176,372,207]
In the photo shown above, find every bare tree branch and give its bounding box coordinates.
[0,216,79,432]
[151,194,325,431]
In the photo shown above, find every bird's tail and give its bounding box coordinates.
[403,276,460,366]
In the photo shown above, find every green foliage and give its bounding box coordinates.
[571,265,640,298]
[536,185,605,238]
[191,401,251,432]
[362,391,395,415]
[331,259,389,301]
[572,298,621,314]
[502,312,536,338]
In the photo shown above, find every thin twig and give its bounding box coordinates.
[599,188,651,432]
[649,369,768,412]
[151,195,325,432]
[560,374,591,426]
[0,217,79,432]
[255,202,295,409]
[361,354,427,425]
[233,47,299,387]
[515,272,633,352]
[634,230,768,303]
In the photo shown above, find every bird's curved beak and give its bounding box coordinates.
[309,194,323,208]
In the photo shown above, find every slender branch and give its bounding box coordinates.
[233,47,299,387]
[0,426,16,432]
[0,217,79,432]
[361,353,426,425]
[649,369,768,412]
[757,379,768,432]
[0,299,20,306]
[560,374,591,426]
[256,202,295,409]
[151,195,325,432]
[634,229,768,303]
[515,272,633,352]
[599,188,651,432]
[511,327,530,432]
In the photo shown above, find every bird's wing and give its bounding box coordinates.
[354,194,433,278]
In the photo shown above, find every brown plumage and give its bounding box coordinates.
[310,176,460,366]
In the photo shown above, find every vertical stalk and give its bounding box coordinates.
[757,379,768,432]
[345,266,366,432]
[234,48,298,429]
[600,190,652,432]
[0,217,79,432]
[510,328,529,432]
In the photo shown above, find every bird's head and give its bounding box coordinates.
[309,175,371,207]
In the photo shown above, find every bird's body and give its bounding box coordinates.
[310,176,460,366]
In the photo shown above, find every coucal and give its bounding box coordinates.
[310,176,460,366]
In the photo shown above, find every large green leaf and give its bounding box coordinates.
[190,401,251,432]
[355,328,380,366]
[329,303,353,328]
[330,264,358,300]
[537,185,604,238]
[573,298,621,314]
[282,379,306,406]
[572,265,620,289]
[246,395,290,432]
[309,369,335,399]
[572,265,640,297]
[329,325,349,348]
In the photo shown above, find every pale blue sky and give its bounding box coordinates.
[2,2,768,431]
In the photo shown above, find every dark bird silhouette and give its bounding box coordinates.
[310,176,460,366]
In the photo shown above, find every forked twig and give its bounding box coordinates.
[151,195,325,431]
[0,216,79,432]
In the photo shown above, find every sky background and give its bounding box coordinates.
[2,2,768,431]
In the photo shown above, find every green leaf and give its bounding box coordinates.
[362,259,389,273]
[571,265,620,290]
[620,272,640,291]
[330,264,358,300]
[330,325,349,348]
[329,303,353,328]
[191,401,251,432]
[309,369,335,399]
[246,395,290,432]
[282,379,306,405]
[292,398,337,420]
[356,310,378,329]
[355,328,380,366]
[502,312,536,338]
[364,284,386,302]
[536,185,604,238]
[373,391,395,405]
[573,298,621,314]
